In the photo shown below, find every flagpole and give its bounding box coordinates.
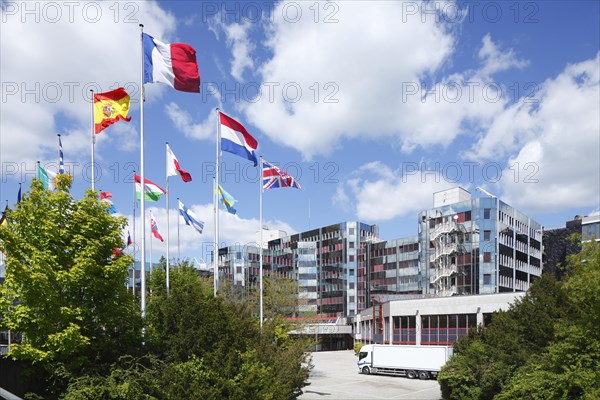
[165,143,170,296]
[90,89,96,191]
[139,23,147,319]
[177,197,181,260]
[150,213,153,274]
[214,108,221,296]
[259,156,264,332]
[132,169,137,296]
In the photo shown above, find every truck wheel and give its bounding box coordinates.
[362,366,370,375]
[418,371,430,380]
[407,370,417,379]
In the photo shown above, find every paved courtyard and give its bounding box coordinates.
[299,350,442,400]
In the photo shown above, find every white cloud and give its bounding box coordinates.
[123,202,295,260]
[207,13,254,82]
[335,161,456,221]
[223,22,255,81]
[236,2,531,160]
[165,102,216,141]
[0,1,177,169]
[241,1,459,159]
[495,54,600,212]
[478,34,529,76]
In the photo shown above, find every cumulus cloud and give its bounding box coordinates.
[495,54,600,212]
[0,1,177,169]
[165,102,216,141]
[123,203,296,260]
[241,1,459,159]
[334,161,457,221]
[478,34,529,76]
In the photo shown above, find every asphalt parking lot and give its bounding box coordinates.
[299,350,442,400]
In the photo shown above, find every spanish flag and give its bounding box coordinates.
[94,87,132,134]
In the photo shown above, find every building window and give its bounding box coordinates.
[465,210,472,221]
[349,269,355,276]
[349,228,355,235]
[349,255,355,262]
[483,274,492,285]
[484,252,492,262]
[484,208,491,219]
[484,230,491,241]
[349,282,355,289]
[349,296,355,302]
[349,241,355,248]
[236,251,242,259]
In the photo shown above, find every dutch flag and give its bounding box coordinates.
[219,111,258,166]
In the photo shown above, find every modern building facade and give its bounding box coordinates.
[355,292,524,345]
[217,187,544,320]
[358,235,421,310]
[582,212,600,242]
[266,221,379,317]
[419,187,543,297]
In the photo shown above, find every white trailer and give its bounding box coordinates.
[357,344,453,380]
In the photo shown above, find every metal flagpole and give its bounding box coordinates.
[214,108,221,296]
[139,24,147,319]
[132,169,137,295]
[150,213,153,274]
[259,156,263,331]
[90,89,96,191]
[165,143,170,296]
[177,197,181,260]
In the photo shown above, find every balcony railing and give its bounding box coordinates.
[430,243,459,263]
[431,222,459,241]
[430,264,458,284]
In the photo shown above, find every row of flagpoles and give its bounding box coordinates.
[19,25,303,331]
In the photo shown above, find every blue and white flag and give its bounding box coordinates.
[178,200,204,234]
[58,135,65,174]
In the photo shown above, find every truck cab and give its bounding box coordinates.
[357,345,373,374]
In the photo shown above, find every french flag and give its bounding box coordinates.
[143,33,200,93]
[219,111,258,166]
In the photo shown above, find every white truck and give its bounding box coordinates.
[357,344,453,380]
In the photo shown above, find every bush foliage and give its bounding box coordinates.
[439,239,600,399]
[0,180,313,399]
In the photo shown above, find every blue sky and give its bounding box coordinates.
[1,0,599,263]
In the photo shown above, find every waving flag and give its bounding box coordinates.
[218,185,237,215]
[262,159,302,190]
[58,135,65,174]
[37,164,57,191]
[166,144,192,182]
[135,174,166,202]
[126,231,132,247]
[178,200,204,234]
[219,112,258,166]
[100,191,117,214]
[150,212,164,242]
[143,33,200,93]
[93,88,132,134]
[0,205,8,226]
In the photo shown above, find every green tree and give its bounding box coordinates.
[143,263,312,399]
[439,240,600,400]
[0,178,142,387]
[496,240,600,400]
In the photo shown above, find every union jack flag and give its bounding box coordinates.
[262,159,301,190]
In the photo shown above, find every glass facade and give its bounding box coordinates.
[419,189,542,296]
